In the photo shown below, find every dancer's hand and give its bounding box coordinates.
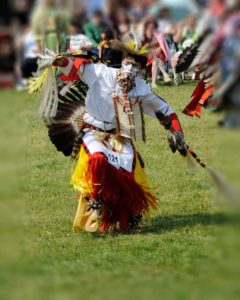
[52,55,69,67]
[168,131,188,157]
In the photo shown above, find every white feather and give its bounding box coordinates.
[38,49,57,71]
[38,67,58,119]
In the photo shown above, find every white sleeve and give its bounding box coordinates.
[141,93,173,118]
[80,63,116,88]
[60,60,108,87]
[79,63,103,87]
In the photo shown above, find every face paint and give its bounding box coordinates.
[121,62,139,78]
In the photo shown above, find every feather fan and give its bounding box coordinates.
[47,80,88,158]
[175,31,211,73]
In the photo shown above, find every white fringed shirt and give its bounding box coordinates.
[61,60,174,131]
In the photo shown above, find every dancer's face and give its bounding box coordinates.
[121,57,141,79]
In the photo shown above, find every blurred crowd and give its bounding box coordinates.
[0,0,239,91]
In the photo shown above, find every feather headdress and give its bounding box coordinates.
[111,33,152,59]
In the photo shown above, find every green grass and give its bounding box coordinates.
[0,82,240,300]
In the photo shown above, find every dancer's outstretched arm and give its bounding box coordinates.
[141,92,187,156]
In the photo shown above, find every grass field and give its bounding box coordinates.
[0,82,240,300]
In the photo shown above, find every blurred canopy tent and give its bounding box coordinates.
[149,0,199,21]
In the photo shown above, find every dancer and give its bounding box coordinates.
[35,40,187,233]
[175,1,240,127]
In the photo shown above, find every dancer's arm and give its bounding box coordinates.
[52,55,105,86]
[141,92,187,156]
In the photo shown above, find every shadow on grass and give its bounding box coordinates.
[141,212,240,234]
[90,212,240,238]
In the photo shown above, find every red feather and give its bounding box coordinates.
[86,152,157,232]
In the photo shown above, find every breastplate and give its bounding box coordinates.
[112,92,146,142]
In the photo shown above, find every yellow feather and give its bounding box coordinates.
[124,39,150,56]
[127,39,136,50]
[138,44,150,55]
[28,69,49,95]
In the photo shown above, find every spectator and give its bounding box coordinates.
[0,0,12,26]
[109,8,131,39]
[142,19,172,87]
[158,7,172,33]
[31,0,70,53]
[69,20,93,54]
[0,33,15,88]
[129,0,146,20]
[12,0,33,27]
[71,1,88,30]
[83,10,108,55]
[19,26,38,79]
[85,0,106,18]
[179,15,197,51]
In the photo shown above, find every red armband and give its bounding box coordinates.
[169,113,183,133]
[60,58,92,82]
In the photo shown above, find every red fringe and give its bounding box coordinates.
[183,79,205,117]
[183,79,214,118]
[86,152,157,232]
